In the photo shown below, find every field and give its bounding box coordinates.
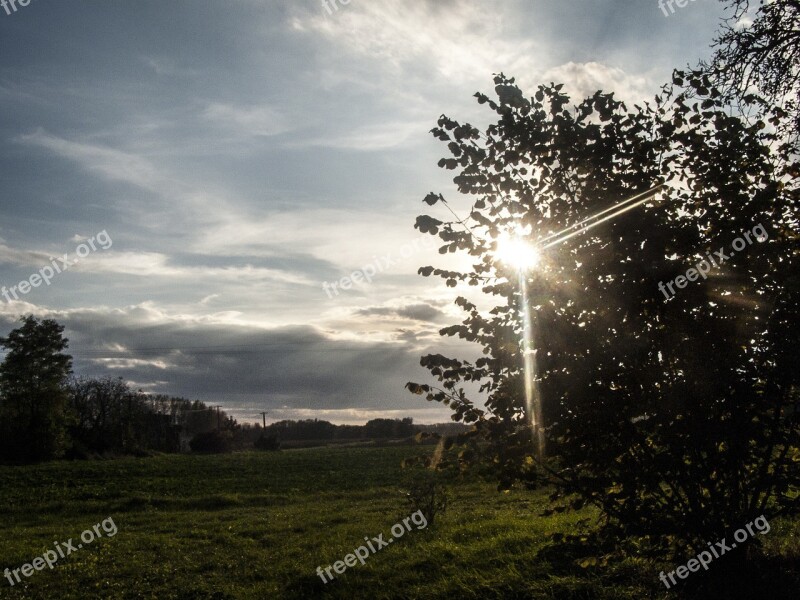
[0,447,798,599]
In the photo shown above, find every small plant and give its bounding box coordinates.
[404,476,448,527]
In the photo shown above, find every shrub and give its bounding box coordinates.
[254,433,281,451]
[189,430,233,454]
[404,476,448,527]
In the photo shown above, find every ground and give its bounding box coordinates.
[0,447,797,599]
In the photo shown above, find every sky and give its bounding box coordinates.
[0,0,726,425]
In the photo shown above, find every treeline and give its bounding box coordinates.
[3,371,236,462]
[261,417,415,442]
[0,316,236,463]
[68,377,236,458]
[229,418,470,452]
[0,316,453,463]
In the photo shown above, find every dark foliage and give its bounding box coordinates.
[254,432,281,451]
[263,417,415,442]
[404,476,448,527]
[408,73,800,560]
[190,430,234,454]
[0,316,72,462]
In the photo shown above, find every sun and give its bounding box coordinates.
[494,232,541,271]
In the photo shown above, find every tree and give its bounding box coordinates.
[408,73,800,567]
[68,376,151,455]
[254,432,281,451]
[364,417,415,439]
[0,316,73,462]
[706,0,800,136]
[189,430,233,454]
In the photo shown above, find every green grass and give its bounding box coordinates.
[0,447,797,599]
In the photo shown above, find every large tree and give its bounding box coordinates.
[408,73,800,568]
[0,316,73,462]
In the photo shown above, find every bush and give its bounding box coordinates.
[189,430,233,454]
[254,433,281,451]
[404,476,448,527]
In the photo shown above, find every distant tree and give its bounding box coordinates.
[68,377,157,455]
[364,417,415,439]
[254,432,281,451]
[182,400,221,436]
[266,419,336,441]
[190,430,233,454]
[0,316,73,462]
[333,424,365,440]
[706,0,800,136]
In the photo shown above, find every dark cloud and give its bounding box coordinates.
[0,307,437,419]
[356,302,445,322]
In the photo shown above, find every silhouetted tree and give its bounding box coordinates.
[0,316,73,462]
[190,430,233,454]
[68,377,173,455]
[409,74,799,563]
[706,0,800,136]
[364,417,414,438]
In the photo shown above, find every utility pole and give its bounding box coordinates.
[259,412,268,429]
[211,405,222,431]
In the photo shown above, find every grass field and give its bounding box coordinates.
[0,447,798,599]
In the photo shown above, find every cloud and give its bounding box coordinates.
[0,303,440,421]
[541,61,655,103]
[81,251,315,285]
[0,241,54,268]
[287,0,662,149]
[0,239,315,287]
[356,302,445,322]
[293,119,431,151]
[203,102,289,137]
[16,129,238,234]
[290,0,541,87]
[0,0,724,425]
[18,129,165,193]
[142,56,199,78]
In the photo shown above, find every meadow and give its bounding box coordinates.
[0,447,798,599]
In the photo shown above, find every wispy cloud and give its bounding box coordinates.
[293,119,430,150]
[541,61,654,103]
[203,102,290,137]
[142,56,199,78]
[19,129,165,194]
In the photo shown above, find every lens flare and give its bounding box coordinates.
[495,233,541,271]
